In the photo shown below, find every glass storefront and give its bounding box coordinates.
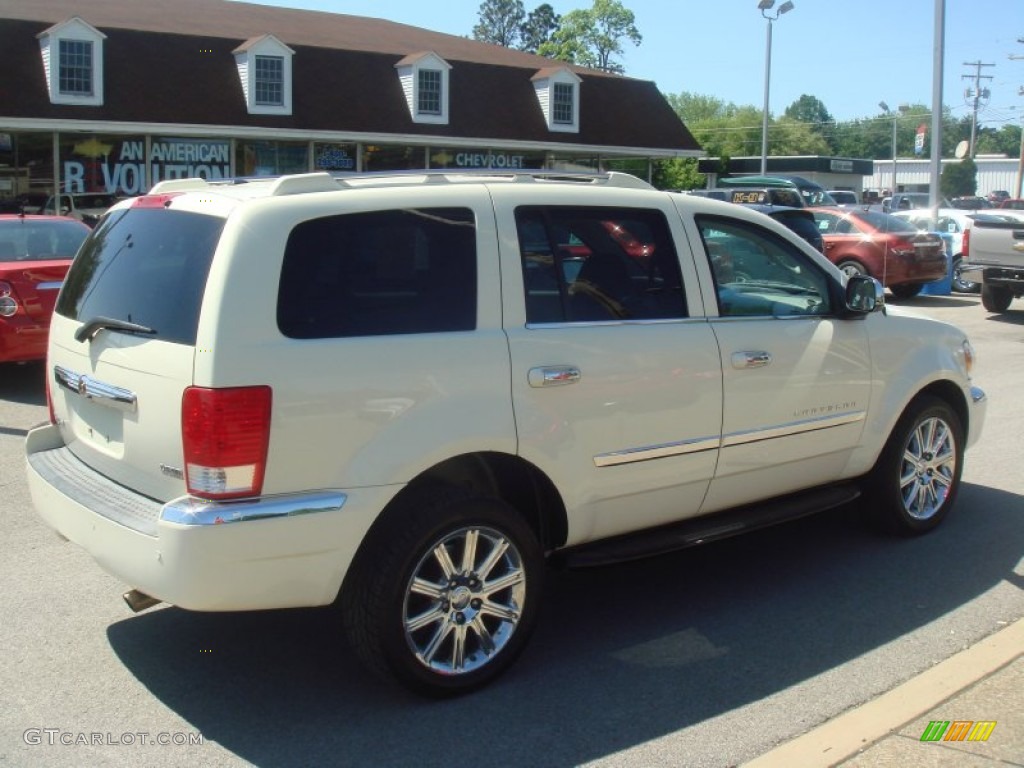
[0,129,654,208]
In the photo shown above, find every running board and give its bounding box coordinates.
[552,483,861,569]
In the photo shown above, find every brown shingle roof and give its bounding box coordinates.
[0,0,701,154]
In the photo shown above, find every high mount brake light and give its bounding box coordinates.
[181,386,272,500]
[130,193,184,208]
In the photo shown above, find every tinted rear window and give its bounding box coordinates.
[56,208,223,345]
[277,208,476,339]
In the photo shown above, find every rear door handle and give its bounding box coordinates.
[528,366,581,388]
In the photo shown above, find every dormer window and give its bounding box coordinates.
[254,55,284,106]
[234,35,294,115]
[532,67,581,133]
[395,52,451,125]
[37,17,106,106]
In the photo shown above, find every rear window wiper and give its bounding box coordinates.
[75,316,157,343]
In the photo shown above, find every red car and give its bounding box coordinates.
[806,207,947,299]
[0,214,91,363]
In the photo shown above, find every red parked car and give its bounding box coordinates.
[0,214,90,363]
[806,207,947,299]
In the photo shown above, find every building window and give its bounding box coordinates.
[553,82,574,125]
[254,55,284,106]
[37,17,106,106]
[418,69,442,116]
[233,35,294,115]
[58,40,93,95]
[395,52,451,125]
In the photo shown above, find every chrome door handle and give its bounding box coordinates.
[528,366,581,388]
[731,351,772,369]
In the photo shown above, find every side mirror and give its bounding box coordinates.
[845,275,884,314]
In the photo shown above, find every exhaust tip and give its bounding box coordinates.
[123,589,161,613]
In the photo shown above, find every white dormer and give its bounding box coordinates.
[395,52,451,125]
[37,17,106,106]
[532,67,582,134]
[233,35,295,115]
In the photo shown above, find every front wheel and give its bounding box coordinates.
[865,396,963,535]
[951,257,978,293]
[981,283,1013,313]
[837,259,868,279]
[340,488,543,697]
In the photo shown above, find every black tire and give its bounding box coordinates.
[980,284,1013,313]
[340,487,543,697]
[836,259,867,279]
[889,283,923,300]
[865,396,963,535]
[951,257,979,293]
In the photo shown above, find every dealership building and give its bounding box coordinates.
[0,0,702,203]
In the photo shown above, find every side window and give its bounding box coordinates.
[516,206,687,324]
[278,207,476,338]
[697,215,832,318]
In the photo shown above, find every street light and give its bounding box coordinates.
[759,0,794,175]
[879,101,909,197]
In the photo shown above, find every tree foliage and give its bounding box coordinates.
[537,0,641,74]
[941,157,978,198]
[519,4,560,53]
[472,0,527,47]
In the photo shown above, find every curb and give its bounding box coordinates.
[742,617,1024,768]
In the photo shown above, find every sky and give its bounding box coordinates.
[238,0,1024,128]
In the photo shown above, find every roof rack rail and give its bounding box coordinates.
[328,168,654,190]
[269,172,345,196]
[148,177,213,194]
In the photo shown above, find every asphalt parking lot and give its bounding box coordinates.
[1,291,1021,768]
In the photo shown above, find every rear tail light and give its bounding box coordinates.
[182,386,272,500]
[0,281,17,317]
[962,228,970,259]
[46,372,56,425]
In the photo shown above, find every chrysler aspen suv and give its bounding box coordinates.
[26,171,986,696]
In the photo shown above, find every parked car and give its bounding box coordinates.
[40,192,121,227]
[739,204,824,252]
[682,187,805,208]
[986,190,1010,204]
[0,214,91,363]
[716,174,837,206]
[883,193,935,213]
[807,207,948,299]
[890,208,1009,294]
[997,198,1024,211]
[827,190,860,207]
[25,171,986,696]
[949,196,992,211]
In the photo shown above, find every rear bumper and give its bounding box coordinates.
[25,424,393,611]
[960,264,1024,290]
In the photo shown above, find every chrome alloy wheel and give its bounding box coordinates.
[403,526,526,676]
[899,415,957,520]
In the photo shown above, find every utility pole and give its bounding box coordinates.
[961,61,994,158]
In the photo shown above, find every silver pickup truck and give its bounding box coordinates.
[961,214,1024,313]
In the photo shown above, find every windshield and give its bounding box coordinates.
[56,207,224,345]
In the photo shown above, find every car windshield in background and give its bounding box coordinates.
[56,208,224,345]
[0,219,89,261]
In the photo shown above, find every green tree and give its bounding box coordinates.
[473,0,526,47]
[519,4,560,53]
[783,95,836,152]
[653,157,704,190]
[538,0,641,74]
[941,157,977,198]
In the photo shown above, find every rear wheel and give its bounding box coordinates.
[889,283,922,300]
[865,396,963,535]
[980,284,1013,313]
[340,487,543,697]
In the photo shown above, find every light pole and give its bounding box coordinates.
[879,101,909,197]
[759,0,794,175]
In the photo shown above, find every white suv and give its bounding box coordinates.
[26,171,986,696]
